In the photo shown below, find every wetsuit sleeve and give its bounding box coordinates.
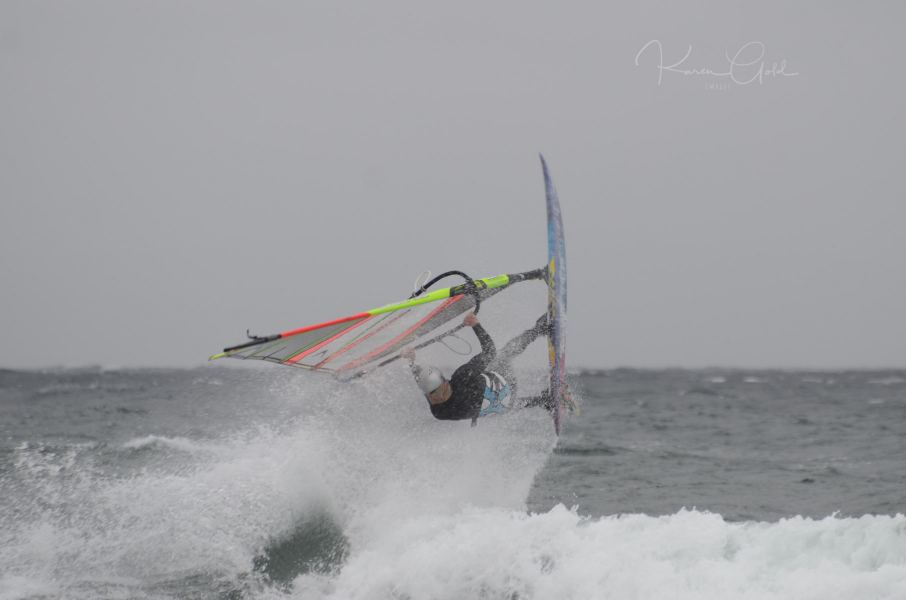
[407,359,423,389]
[469,323,496,370]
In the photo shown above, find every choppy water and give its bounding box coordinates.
[2,366,906,599]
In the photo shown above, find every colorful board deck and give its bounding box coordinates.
[542,155,569,435]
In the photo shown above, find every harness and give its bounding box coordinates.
[478,371,512,417]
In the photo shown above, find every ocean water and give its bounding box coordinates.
[2,366,906,599]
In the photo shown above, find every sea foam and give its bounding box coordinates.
[284,507,906,600]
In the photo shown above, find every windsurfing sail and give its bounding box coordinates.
[209,269,545,381]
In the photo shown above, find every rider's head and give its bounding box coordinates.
[416,365,452,403]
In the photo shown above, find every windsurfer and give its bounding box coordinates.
[401,312,551,421]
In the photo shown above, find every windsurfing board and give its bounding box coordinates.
[542,155,570,435]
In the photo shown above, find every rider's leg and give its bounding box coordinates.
[497,314,549,363]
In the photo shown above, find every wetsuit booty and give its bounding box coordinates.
[524,389,554,411]
[540,389,554,412]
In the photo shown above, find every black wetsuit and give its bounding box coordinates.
[421,317,549,421]
[428,324,497,421]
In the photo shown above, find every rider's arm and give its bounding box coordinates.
[449,313,496,373]
[463,313,495,365]
[401,347,419,380]
[472,323,496,360]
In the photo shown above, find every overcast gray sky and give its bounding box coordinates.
[1,1,904,370]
